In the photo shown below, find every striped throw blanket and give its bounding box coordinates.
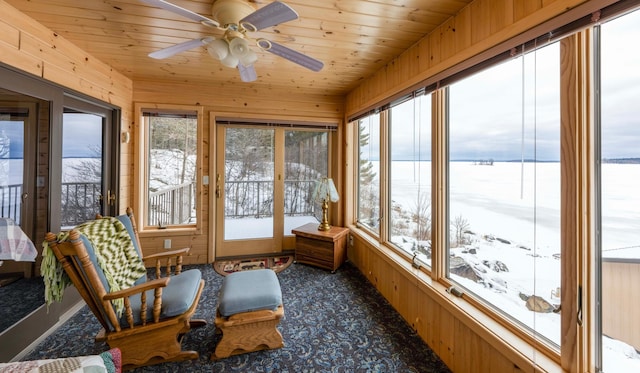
[43,217,148,316]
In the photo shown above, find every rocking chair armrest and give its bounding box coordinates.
[143,247,190,261]
[103,277,170,301]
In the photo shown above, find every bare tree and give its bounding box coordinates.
[452,214,470,247]
[412,192,431,241]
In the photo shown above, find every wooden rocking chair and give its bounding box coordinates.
[44,208,206,370]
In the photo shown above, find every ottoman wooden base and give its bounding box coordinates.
[211,305,285,360]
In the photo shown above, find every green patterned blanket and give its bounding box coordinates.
[43,217,148,316]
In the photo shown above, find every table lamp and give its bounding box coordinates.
[313,177,339,231]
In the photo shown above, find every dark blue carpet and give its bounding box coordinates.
[22,261,451,372]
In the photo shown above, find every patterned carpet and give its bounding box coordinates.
[22,261,451,372]
[0,276,44,333]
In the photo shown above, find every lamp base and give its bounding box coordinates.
[317,221,331,231]
[318,199,331,231]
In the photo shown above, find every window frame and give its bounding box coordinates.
[134,103,204,233]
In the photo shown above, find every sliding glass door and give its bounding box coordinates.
[216,124,329,258]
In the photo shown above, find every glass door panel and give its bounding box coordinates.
[284,130,328,235]
[0,108,27,224]
[61,110,104,228]
[222,127,275,242]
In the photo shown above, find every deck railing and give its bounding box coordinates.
[61,182,101,227]
[225,179,316,218]
[4,179,314,227]
[148,182,194,226]
[0,184,22,223]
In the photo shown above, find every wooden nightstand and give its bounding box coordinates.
[292,223,349,273]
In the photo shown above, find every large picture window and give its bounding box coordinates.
[389,96,432,266]
[357,113,381,235]
[447,42,561,344]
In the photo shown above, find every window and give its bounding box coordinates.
[389,95,432,266]
[598,7,640,372]
[357,113,381,234]
[140,107,201,228]
[447,42,561,345]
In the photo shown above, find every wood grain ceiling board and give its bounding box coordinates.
[6,0,472,95]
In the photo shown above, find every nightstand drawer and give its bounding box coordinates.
[296,237,334,261]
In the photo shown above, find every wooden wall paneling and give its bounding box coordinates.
[451,318,470,372]
[428,30,442,70]
[347,234,367,271]
[469,0,492,44]
[133,81,344,119]
[438,303,455,368]
[415,37,430,73]
[513,0,544,22]
[372,251,394,301]
[419,290,440,351]
[391,267,410,322]
[439,18,457,62]
[0,24,43,77]
[454,6,472,55]
[0,18,20,48]
[489,0,515,35]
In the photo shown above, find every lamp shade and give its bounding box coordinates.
[313,178,339,203]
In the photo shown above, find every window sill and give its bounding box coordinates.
[347,225,562,373]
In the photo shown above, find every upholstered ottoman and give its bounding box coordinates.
[212,269,284,359]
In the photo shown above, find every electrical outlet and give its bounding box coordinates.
[164,239,171,249]
[349,234,354,247]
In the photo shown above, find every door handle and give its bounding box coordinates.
[216,173,221,198]
[107,190,116,206]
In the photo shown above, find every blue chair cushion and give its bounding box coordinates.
[218,269,282,317]
[114,214,146,286]
[122,268,202,326]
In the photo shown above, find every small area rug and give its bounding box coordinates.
[213,254,293,276]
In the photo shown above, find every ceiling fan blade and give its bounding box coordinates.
[240,1,298,31]
[260,40,324,72]
[149,38,210,59]
[238,64,258,82]
[139,0,219,27]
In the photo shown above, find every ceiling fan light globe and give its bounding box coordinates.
[206,39,229,60]
[239,49,258,66]
[229,37,250,58]
[220,54,239,68]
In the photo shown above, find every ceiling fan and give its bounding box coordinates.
[141,0,324,82]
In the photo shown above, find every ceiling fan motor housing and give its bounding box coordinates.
[211,0,256,29]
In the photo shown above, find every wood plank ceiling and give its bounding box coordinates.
[6,0,472,96]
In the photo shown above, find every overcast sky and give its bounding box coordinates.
[62,113,102,158]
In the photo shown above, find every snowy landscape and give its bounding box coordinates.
[387,160,640,372]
